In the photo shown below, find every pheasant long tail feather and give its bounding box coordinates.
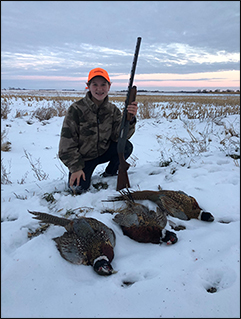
[28,210,69,227]
[103,190,161,203]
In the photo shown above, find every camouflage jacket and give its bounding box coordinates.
[58,92,136,173]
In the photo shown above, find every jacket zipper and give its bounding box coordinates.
[96,111,100,157]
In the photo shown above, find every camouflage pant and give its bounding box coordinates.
[68,140,133,192]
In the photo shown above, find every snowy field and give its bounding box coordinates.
[1,90,240,318]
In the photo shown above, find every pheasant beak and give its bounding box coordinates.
[200,211,215,222]
[111,269,118,274]
[96,264,117,276]
[169,235,178,245]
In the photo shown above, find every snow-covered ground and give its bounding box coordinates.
[1,91,240,318]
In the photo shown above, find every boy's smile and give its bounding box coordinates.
[88,76,111,106]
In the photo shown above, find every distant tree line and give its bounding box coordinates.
[2,87,240,94]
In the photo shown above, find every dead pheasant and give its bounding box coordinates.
[104,189,214,222]
[104,191,178,245]
[28,210,117,276]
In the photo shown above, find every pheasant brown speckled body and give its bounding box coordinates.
[28,210,116,275]
[109,192,178,245]
[106,189,214,222]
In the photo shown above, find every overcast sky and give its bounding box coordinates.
[1,1,240,91]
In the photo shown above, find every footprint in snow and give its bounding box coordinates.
[121,270,159,288]
[198,266,237,293]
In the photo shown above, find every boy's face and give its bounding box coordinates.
[88,76,111,104]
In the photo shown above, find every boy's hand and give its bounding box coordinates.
[127,101,138,116]
[69,169,86,187]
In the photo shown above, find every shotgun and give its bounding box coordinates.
[116,37,142,191]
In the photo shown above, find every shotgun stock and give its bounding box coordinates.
[116,37,141,191]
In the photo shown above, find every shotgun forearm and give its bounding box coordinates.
[126,86,137,121]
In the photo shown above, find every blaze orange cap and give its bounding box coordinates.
[87,68,110,83]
